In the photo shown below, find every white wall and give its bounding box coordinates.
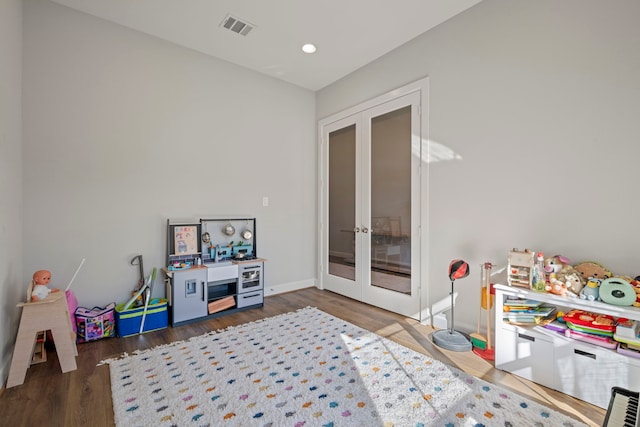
[22,0,316,310]
[0,0,24,386]
[317,0,640,333]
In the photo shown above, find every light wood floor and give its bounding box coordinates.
[0,287,605,426]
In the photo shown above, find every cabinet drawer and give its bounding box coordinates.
[207,264,238,282]
[555,341,640,408]
[237,291,263,308]
[495,328,555,388]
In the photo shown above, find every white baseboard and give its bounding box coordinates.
[264,278,316,297]
[432,313,448,330]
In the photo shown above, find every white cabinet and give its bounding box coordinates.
[495,284,640,409]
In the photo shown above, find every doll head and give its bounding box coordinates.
[33,270,52,285]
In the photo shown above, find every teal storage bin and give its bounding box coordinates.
[115,299,168,337]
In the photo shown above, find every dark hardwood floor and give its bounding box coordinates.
[0,287,605,426]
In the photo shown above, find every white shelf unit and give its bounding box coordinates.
[494,284,640,409]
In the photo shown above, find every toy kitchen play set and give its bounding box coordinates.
[163,217,265,326]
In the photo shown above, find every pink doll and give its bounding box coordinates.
[31,270,60,301]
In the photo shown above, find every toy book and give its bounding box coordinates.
[565,328,618,350]
[503,298,543,308]
[544,320,568,334]
[562,309,616,333]
[566,321,614,337]
[618,343,640,359]
[503,305,556,324]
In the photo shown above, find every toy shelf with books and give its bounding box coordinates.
[494,283,640,409]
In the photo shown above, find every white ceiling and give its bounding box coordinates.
[50,0,482,91]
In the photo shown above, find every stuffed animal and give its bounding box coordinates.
[540,257,585,297]
[580,277,601,301]
[573,261,612,283]
[562,271,585,297]
[556,264,585,297]
[545,272,568,296]
[544,255,570,274]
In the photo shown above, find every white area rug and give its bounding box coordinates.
[105,307,586,426]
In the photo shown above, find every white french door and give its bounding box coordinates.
[319,84,424,320]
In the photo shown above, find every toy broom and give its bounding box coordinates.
[470,263,489,350]
[472,262,495,360]
[138,268,156,334]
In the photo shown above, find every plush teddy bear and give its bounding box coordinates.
[574,262,612,302]
[561,270,585,297]
[573,261,612,283]
[554,264,585,297]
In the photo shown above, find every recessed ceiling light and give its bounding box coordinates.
[302,43,317,54]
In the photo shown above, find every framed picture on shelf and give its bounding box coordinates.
[170,224,200,256]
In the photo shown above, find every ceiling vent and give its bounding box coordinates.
[220,14,255,36]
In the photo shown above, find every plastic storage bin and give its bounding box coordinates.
[115,299,168,337]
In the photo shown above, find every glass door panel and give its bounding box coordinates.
[328,124,356,282]
[370,106,412,295]
[360,92,421,318]
[322,114,362,301]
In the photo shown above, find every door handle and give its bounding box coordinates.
[362,227,369,233]
[353,227,360,233]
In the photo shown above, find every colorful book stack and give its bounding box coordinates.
[562,309,618,349]
[503,298,556,324]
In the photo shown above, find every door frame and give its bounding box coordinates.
[317,77,430,321]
